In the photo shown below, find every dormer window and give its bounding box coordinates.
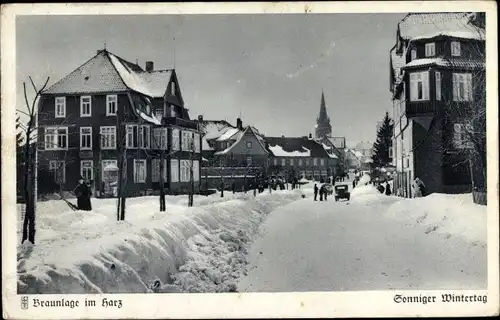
[451,41,461,56]
[425,43,435,57]
[410,49,417,61]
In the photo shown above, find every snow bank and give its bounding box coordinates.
[356,174,371,186]
[384,193,487,244]
[17,188,311,294]
[350,185,394,206]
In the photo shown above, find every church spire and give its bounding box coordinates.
[315,91,332,139]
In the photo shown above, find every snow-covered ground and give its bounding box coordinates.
[17,185,313,294]
[238,183,487,292]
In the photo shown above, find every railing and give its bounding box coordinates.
[162,117,199,130]
[405,101,434,117]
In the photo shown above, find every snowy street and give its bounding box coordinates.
[238,182,487,292]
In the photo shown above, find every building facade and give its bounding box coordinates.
[266,134,338,182]
[390,13,485,197]
[38,49,202,197]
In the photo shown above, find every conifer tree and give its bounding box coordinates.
[371,112,394,168]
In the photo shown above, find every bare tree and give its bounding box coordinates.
[16,77,50,244]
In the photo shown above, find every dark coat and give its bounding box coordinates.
[385,183,392,196]
[75,183,92,211]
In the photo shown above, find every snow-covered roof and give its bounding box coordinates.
[137,109,162,125]
[410,30,484,41]
[354,151,364,158]
[201,138,214,151]
[44,50,173,98]
[215,126,269,155]
[199,120,235,141]
[269,145,311,157]
[265,136,331,158]
[398,13,481,41]
[403,57,485,70]
[217,128,241,141]
[108,53,172,98]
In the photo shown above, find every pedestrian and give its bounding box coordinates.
[314,183,318,201]
[385,181,392,196]
[414,177,426,197]
[232,181,236,194]
[319,185,324,201]
[322,184,328,201]
[411,178,422,198]
[74,178,92,211]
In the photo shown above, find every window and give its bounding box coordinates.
[152,159,168,182]
[170,105,176,118]
[80,127,92,149]
[320,159,325,166]
[127,125,138,148]
[80,96,91,117]
[81,160,93,181]
[133,159,147,183]
[453,123,474,149]
[290,158,294,166]
[246,141,252,149]
[305,158,310,166]
[49,161,66,184]
[101,160,117,180]
[389,146,394,159]
[435,71,442,101]
[410,49,417,60]
[152,128,168,149]
[281,158,286,166]
[171,159,179,182]
[194,133,200,152]
[451,41,461,56]
[246,156,252,166]
[182,131,194,151]
[313,158,318,166]
[193,160,199,182]
[172,129,180,151]
[139,125,150,149]
[45,127,68,150]
[298,159,303,166]
[409,71,429,101]
[453,73,473,102]
[100,126,116,149]
[55,97,66,118]
[155,107,164,119]
[425,43,435,57]
[106,95,117,116]
[180,160,191,182]
[273,158,278,166]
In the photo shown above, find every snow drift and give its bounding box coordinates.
[17,187,312,294]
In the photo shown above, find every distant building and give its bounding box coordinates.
[266,134,338,181]
[197,117,271,190]
[315,91,332,140]
[38,49,202,197]
[390,13,485,197]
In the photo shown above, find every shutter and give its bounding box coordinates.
[435,71,441,100]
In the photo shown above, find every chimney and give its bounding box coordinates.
[198,115,204,122]
[308,133,312,139]
[145,61,154,72]
[236,118,243,130]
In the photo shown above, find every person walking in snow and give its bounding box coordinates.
[385,181,392,196]
[322,184,328,201]
[415,177,426,197]
[74,178,92,211]
[314,183,319,201]
[411,178,422,198]
[319,185,324,201]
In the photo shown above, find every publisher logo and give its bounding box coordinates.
[21,296,29,310]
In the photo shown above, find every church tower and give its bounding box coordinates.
[315,91,332,139]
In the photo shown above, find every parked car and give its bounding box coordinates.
[334,184,350,201]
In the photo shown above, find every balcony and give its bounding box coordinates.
[162,117,199,130]
[405,101,434,117]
